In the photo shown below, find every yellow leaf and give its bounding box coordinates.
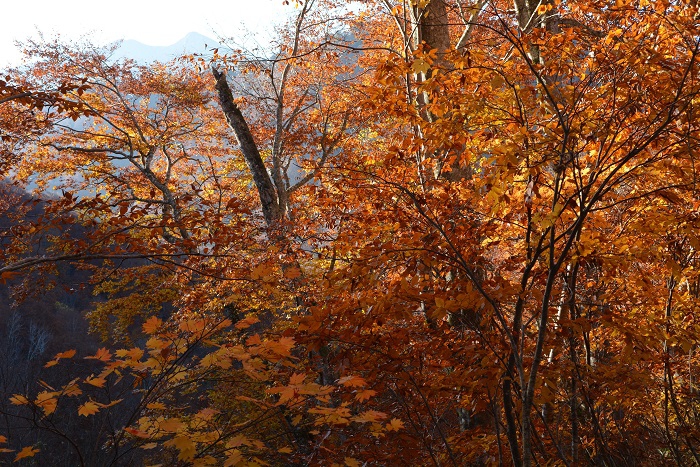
[158,418,183,433]
[278,447,293,454]
[9,394,28,405]
[14,446,39,461]
[78,401,100,417]
[411,58,430,74]
[168,435,196,461]
[146,337,169,351]
[116,347,144,361]
[410,0,431,9]
[345,458,361,467]
[179,318,206,333]
[387,418,405,431]
[199,351,229,369]
[36,391,58,415]
[85,376,106,388]
[490,75,505,89]
[62,379,83,397]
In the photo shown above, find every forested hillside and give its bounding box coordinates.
[1,0,700,465]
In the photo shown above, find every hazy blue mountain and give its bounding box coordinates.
[112,32,222,63]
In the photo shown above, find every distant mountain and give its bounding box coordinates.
[112,32,223,63]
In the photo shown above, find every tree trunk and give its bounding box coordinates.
[212,67,282,226]
[414,0,451,66]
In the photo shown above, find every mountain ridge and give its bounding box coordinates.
[113,31,222,63]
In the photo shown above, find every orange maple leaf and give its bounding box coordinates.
[84,376,106,388]
[223,450,243,467]
[124,427,151,438]
[338,375,367,387]
[44,349,76,367]
[78,401,100,417]
[85,347,112,362]
[179,318,207,333]
[14,446,39,461]
[166,435,196,461]
[158,417,183,432]
[234,315,260,330]
[35,391,58,416]
[355,389,377,402]
[387,418,405,431]
[142,316,163,334]
[9,394,28,405]
[289,372,306,385]
[55,349,77,359]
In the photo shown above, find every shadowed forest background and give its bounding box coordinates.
[1,0,700,465]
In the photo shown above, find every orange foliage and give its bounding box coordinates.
[2,0,700,465]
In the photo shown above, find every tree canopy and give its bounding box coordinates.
[1,0,700,465]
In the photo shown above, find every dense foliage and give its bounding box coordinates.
[1,0,700,465]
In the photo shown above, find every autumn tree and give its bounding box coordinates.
[211,0,362,229]
[296,0,700,464]
[3,0,700,465]
[0,2,384,464]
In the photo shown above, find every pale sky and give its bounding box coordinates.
[1,0,295,66]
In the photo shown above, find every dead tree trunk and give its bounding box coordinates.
[212,67,282,226]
